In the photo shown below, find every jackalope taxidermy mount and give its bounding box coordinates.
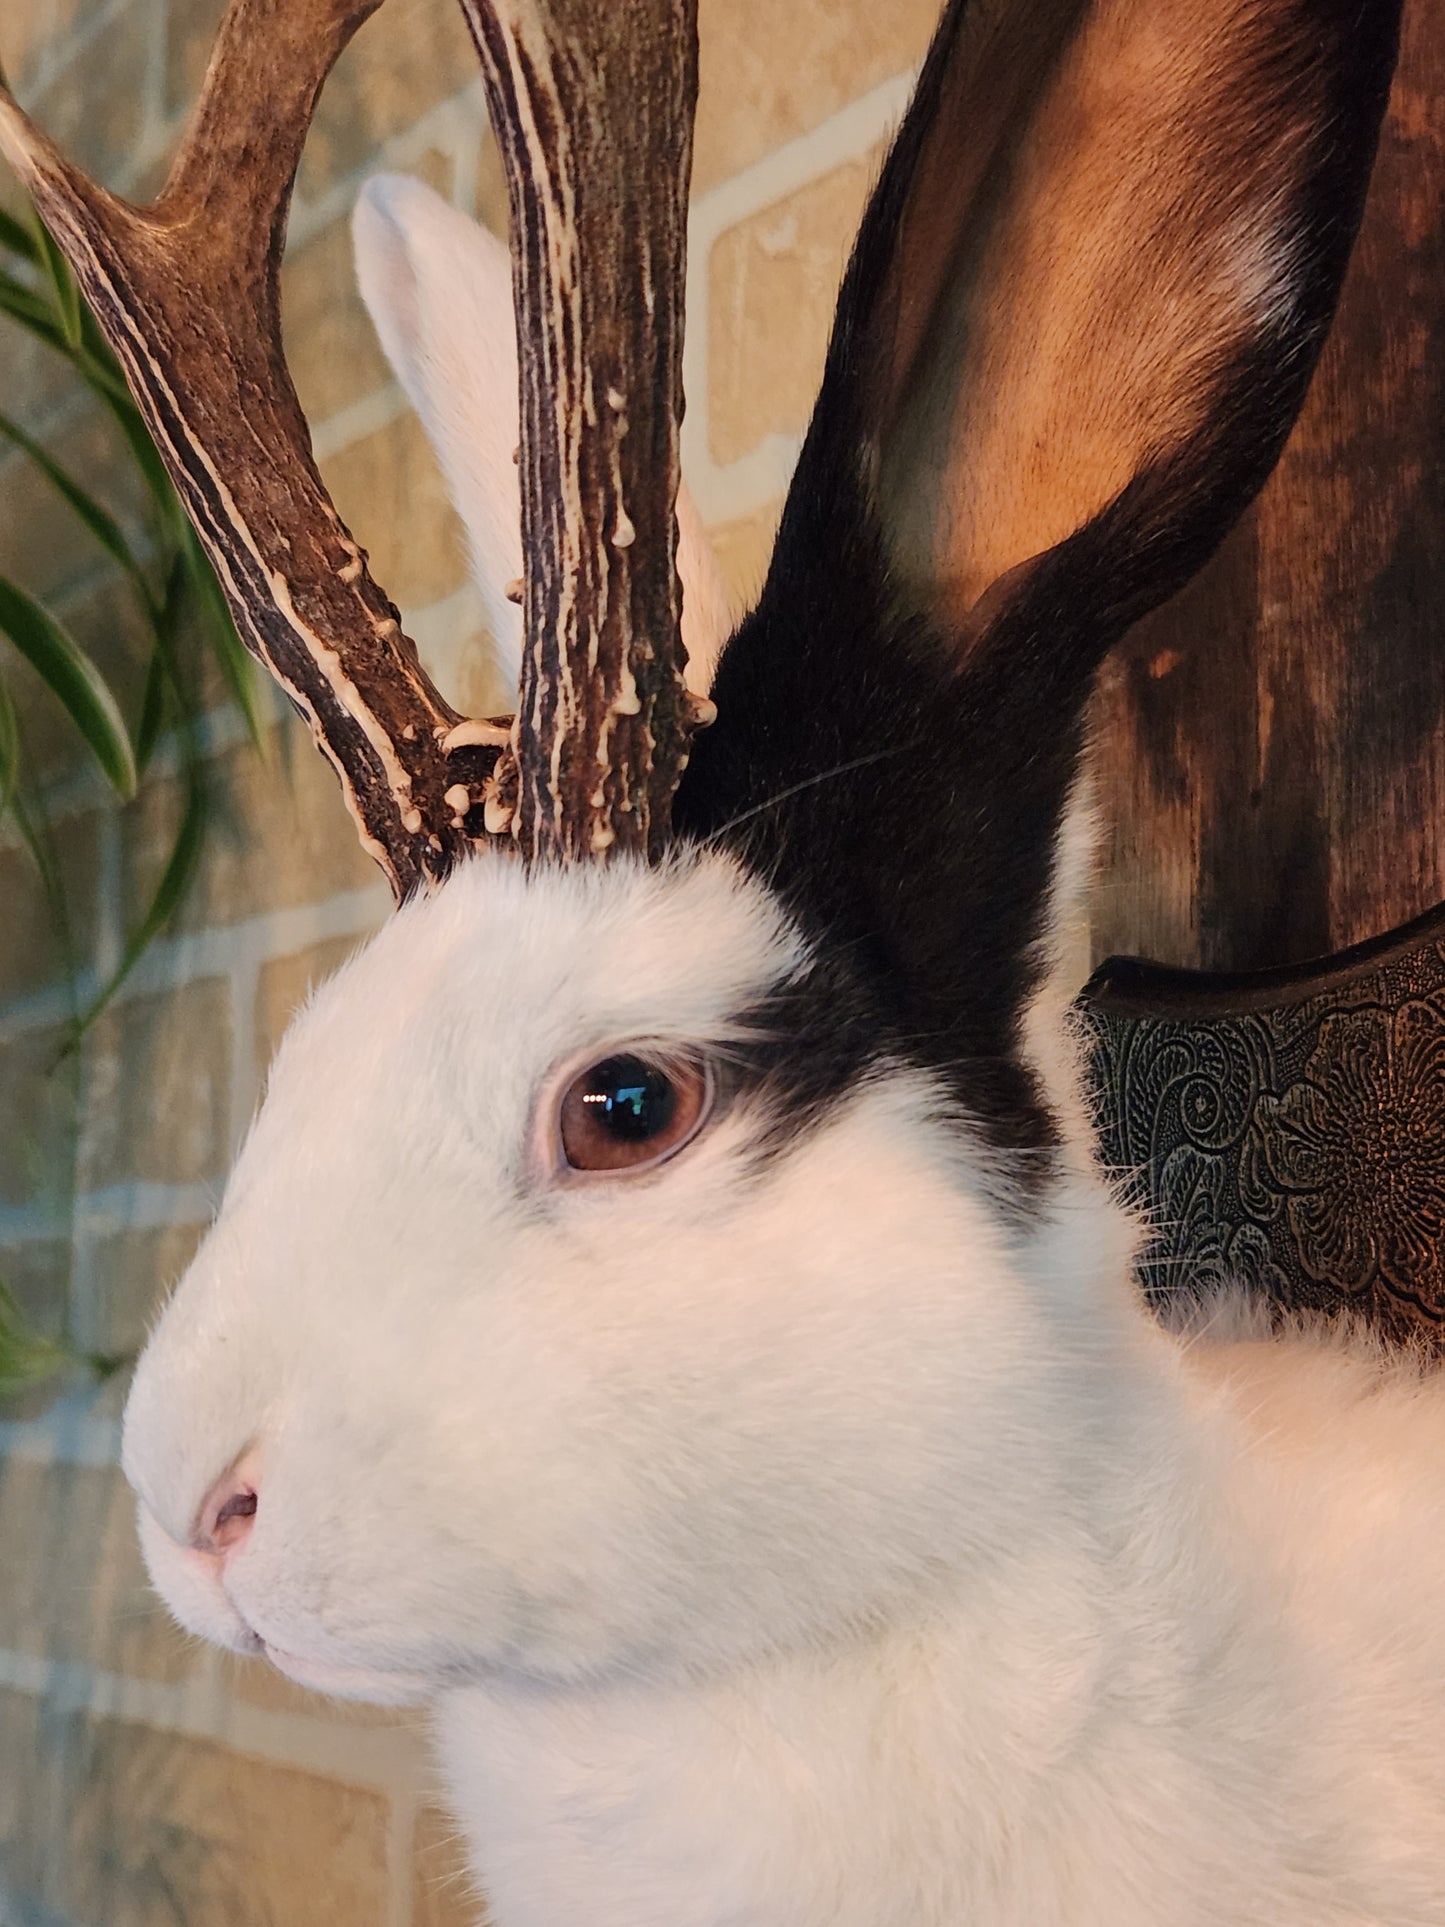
[4,0,1445,1922]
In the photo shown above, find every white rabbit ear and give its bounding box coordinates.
[352,173,729,697]
[674,474,732,695]
[353,174,524,692]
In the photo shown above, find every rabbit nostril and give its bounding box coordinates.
[195,1449,263,1555]
[216,1490,257,1532]
[210,1487,257,1552]
[205,1481,259,1553]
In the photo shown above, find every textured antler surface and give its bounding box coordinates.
[0,0,500,898]
[459,0,703,861]
[0,0,704,882]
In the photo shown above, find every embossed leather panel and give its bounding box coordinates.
[1080,902,1445,1342]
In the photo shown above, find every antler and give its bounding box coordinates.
[0,0,704,884]
[460,0,702,861]
[0,0,500,899]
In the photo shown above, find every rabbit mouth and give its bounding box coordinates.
[137,1501,436,1704]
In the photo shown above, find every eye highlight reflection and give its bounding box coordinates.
[558,1053,710,1174]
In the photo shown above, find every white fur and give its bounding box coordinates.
[352,175,732,698]
[122,845,1445,1926]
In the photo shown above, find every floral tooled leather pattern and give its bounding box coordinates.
[1080,932,1445,1339]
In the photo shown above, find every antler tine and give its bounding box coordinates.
[459,0,704,862]
[0,0,495,899]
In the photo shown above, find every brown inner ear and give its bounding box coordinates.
[878,0,1319,625]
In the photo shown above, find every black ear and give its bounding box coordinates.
[675,0,1401,1181]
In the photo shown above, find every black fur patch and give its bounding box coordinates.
[675,483,1069,1198]
[716,944,891,1173]
[673,0,1399,1203]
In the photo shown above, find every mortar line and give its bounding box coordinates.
[287,82,489,247]
[0,884,390,1040]
[0,1645,435,1794]
[11,0,132,97]
[682,68,917,531]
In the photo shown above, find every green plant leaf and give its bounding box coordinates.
[178,522,264,745]
[0,574,137,798]
[10,781,65,930]
[71,343,136,417]
[75,757,208,1034]
[0,406,154,601]
[0,671,19,817]
[135,552,198,774]
[27,205,82,351]
[76,563,208,1030]
[0,268,142,431]
[133,640,171,776]
[0,264,64,343]
[0,248,174,515]
[0,255,153,426]
[78,311,132,413]
[77,298,120,369]
[0,1277,76,1403]
[9,782,79,1012]
[0,205,40,267]
[95,379,179,518]
[0,1275,116,1401]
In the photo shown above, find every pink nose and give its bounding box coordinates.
[195,1451,261,1556]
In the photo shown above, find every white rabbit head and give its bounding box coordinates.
[122,0,1396,1707]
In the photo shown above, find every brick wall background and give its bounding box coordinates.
[0,0,939,1921]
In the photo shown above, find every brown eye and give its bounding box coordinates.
[558,1054,709,1174]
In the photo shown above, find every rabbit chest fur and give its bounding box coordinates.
[117,0,1445,1919]
[436,1318,1445,1927]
